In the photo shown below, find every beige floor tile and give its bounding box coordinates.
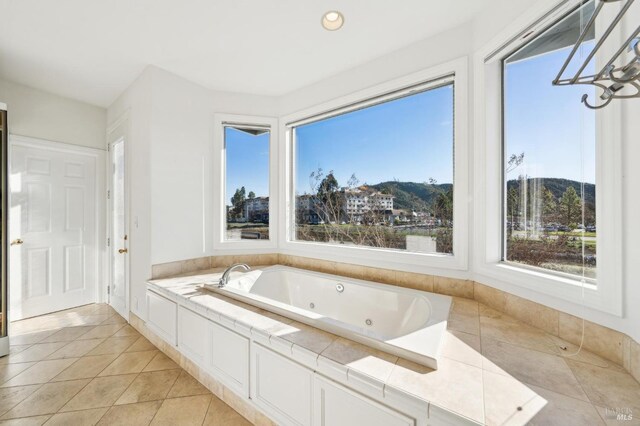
[271,321,337,354]
[44,407,108,426]
[440,330,482,368]
[482,370,547,426]
[386,357,484,424]
[113,325,139,338]
[567,360,640,413]
[527,385,604,426]
[0,364,37,385]
[167,371,210,398]
[45,339,105,360]
[480,314,560,355]
[451,297,479,316]
[447,311,480,336]
[9,331,57,347]
[99,351,157,376]
[72,315,111,326]
[150,395,211,426]
[321,338,397,383]
[1,380,89,419]
[125,337,156,353]
[86,336,139,356]
[8,346,31,356]
[116,370,180,405]
[0,415,51,425]
[1,359,78,387]
[482,338,588,401]
[51,354,119,382]
[142,353,179,372]
[594,405,637,425]
[40,327,95,343]
[60,374,137,412]
[97,400,162,426]
[203,395,251,426]
[100,315,127,326]
[77,324,125,341]
[548,335,624,370]
[1,343,68,365]
[0,385,41,417]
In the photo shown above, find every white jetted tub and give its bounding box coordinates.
[202,265,451,369]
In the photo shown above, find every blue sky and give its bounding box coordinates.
[225,44,596,200]
[504,45,596,184]
[225,127,270,201]
[295,85,454,195]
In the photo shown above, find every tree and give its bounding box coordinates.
[434,189,453,224]
[230,186,246,219]
[541,186,557,224]
[507,186,520,231]
[248,191,256,200]
[316,172,342,223]
[559,186,582,227]
[506,152,525,173]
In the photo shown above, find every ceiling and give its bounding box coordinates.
[0,0,494,108]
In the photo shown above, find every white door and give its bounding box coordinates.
[9,138,100,319]
[108,139,128,318]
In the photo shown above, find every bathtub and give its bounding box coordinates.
[202,265,452,369]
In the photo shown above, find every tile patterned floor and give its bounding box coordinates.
[0,304,251,426]
[447,298,640,425]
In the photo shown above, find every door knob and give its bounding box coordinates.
[10,238,23,246]
[118,248,128,254]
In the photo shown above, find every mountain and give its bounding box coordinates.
[367,178,594,212]
[369,181,452,211]
[507,178,595,205]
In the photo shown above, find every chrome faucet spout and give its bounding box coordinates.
[218,263,251,288]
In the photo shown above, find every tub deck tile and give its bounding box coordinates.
[147,266,640,426]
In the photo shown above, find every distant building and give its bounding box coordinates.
[342,187,393,222]
[244,197,269,222]
[294,187,394,224]
[296,194,322,224]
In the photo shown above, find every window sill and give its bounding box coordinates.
[475,261,621,317]
[281,239,468,277]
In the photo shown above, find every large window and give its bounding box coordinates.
[290,78,455,255]
[503,1,597,279]
[224,124,271,241]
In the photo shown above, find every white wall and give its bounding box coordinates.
[0,78,106,149]
[107,66,278,318]
[148,67,278,265]
[278,25,473,116]
[107,70,153,318]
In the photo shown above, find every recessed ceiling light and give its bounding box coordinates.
[322,11,344,31]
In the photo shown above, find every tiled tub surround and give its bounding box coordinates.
[146,268,640,426]
[204,265,452,370]
[151,254,640,385]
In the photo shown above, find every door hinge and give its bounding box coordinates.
[107,190,110,200]
[107,238,110,247]
[107,286,111,296]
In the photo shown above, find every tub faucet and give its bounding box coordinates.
[218,263,251,288]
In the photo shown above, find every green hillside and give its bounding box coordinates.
[370,181,452,211]
[368,178,594,213]
[507,178,595,205]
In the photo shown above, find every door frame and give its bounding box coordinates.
[106,113,130,320]
[8,134,107,319]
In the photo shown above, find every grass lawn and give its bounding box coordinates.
[548,231,596,237]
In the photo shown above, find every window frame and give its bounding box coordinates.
[213,113,279,251]
[473,0,623,315]
[279,58,469,274]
